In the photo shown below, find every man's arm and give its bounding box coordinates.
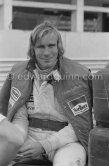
[39,123,78,154]
[0,70,25,165]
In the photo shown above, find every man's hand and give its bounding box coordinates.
[18,138,45,158]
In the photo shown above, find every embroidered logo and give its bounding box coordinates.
[9,87,21,106]
[67,95,89,116]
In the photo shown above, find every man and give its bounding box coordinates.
[0,21,93,166]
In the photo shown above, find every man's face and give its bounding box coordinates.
[34,32,58,70]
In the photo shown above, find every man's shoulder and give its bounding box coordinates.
[13,60,29,68]
[11,60,29,72]
[62,57,90,76]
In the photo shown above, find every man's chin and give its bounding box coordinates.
[40,64,54,70]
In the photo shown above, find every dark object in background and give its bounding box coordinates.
[88,126,109,166]
[92,67,109,127]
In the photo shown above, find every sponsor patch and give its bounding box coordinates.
[67,95,89,116]
[26,94,35,114]
[11,87,21,101]
[9,87,21,106]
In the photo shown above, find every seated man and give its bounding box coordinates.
[0,21,93,166]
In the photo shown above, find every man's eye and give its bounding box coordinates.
[37,45,44,49]
[49,44,55,48]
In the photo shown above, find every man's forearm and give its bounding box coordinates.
[40,124,78,154]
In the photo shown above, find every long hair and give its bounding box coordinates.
[27,21,64,65]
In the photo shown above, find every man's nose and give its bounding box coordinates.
[44,47,50,57]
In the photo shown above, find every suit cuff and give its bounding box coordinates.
[39,139,52,154]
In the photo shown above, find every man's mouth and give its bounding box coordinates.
[41,58,51,62]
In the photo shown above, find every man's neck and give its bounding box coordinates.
[35,61,58,74]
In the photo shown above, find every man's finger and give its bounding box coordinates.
[19,150,32,157]
[19,144,31,152]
